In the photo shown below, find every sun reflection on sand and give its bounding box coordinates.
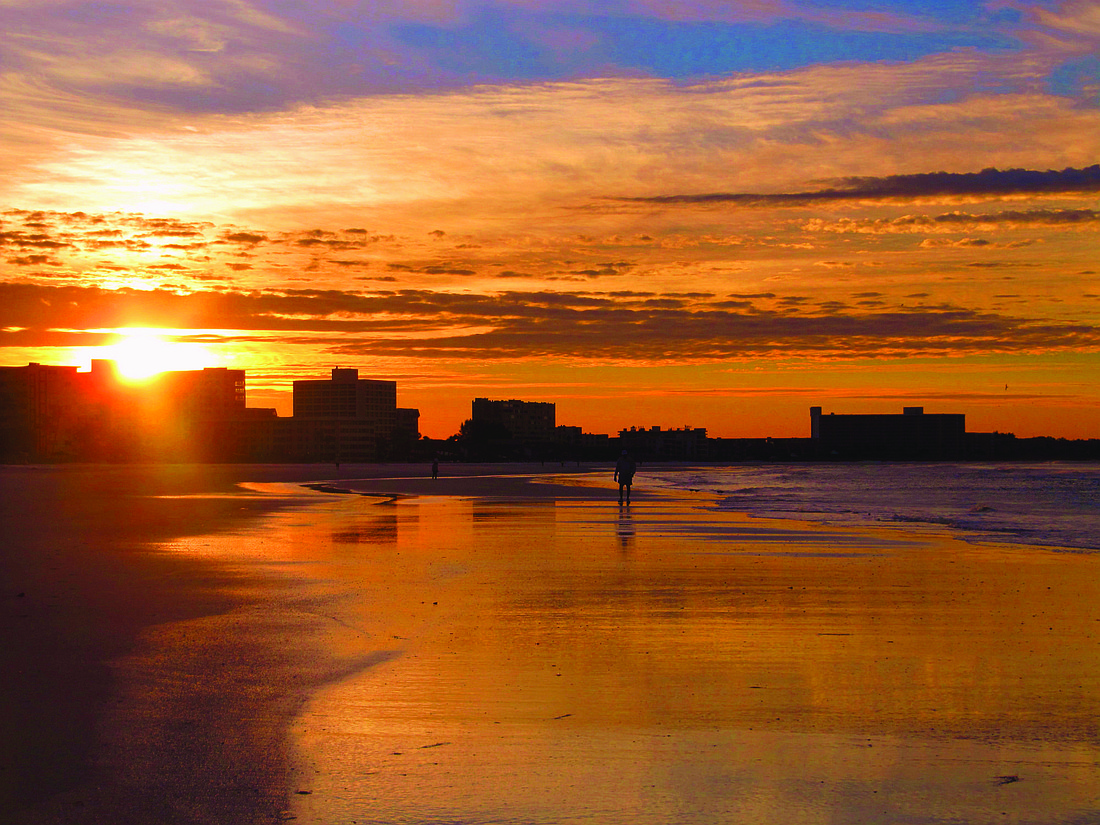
[276,492,1100,824]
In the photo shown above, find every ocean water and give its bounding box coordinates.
[642,462,1100,552]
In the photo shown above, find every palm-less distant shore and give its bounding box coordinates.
[4,462,1099,824]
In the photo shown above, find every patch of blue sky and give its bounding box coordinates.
[394,12,570,81]
[394,7,1024,82]
[587,16,1021,77]
[798,0,1022,27]
[1049,56,1100,104]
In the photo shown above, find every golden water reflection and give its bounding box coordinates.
[289,496,1100,824]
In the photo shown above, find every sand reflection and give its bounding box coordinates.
[285,494,1100,824]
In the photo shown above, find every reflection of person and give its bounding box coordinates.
[614,450,636,505]
[616,508,635,551]
[431,459,439,480]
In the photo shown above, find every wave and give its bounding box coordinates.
[647,462,1100,552]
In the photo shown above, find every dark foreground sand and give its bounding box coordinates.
[1,464,332,823]
[4,463,1100,825]
[0,462,606,824]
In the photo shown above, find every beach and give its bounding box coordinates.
[3,463,1099,824]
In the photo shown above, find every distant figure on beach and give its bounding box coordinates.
[614,450,636,505]
[431,459,439,480]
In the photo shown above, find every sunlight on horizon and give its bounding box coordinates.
[78,329,217,380]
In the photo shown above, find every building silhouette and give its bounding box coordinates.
[281,367,418,462]
[0,362,85,461]
[619,426,709,462]
[460,398,556,459]
[810,406,966,459]
[0,361,420,463]
[471,398,555,443]
[0,360,258,462]
[3,359,1097,463]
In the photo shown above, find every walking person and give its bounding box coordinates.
[614,450,636,505]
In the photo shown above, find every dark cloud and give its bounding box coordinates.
[568,261,635,279]
[0,231,72,250]
[162,243,210,251]
[923,238,991,248]
[422,267,477,276]
[3,282,1097,362]
[137,222,206,238]
[221,232,269,245]
[325,306,1100,361]
[86,239,153,251]
[620,165,1100,207]
[387,263,478,276]
[295,237,364,250]
[6,254,61,266]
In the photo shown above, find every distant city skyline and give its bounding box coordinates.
[4,357,1096,450]
[6,358,1096,467]
[2,2,1099,440]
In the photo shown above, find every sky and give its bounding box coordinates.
[1,0,1099,439]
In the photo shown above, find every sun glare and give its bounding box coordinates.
[95,329,216,380]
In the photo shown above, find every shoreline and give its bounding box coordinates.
[284,474,1100,824]
[2,465,347,823]
[5,463,1100,824]
[0,463,624,824]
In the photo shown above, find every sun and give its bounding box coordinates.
[98,329,216,380]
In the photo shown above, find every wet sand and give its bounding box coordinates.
[0,462,603,824]
[4,464,1100,824]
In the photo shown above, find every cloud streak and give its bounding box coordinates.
[2,282,1097,364]
[806,208,1100,234]
[619,165,1100,207]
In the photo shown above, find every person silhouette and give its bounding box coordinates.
[614,450,636,505]
[431,458,439,480]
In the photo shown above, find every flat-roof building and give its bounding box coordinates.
[471,398,555,444]
[0,363,85,461]
[288,368,407,462]
[810,406,966,459]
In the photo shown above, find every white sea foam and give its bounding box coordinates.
[643,462,1100,552]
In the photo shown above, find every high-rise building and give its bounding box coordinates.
[471,398,555,444]
[0,363,84,461]
[294,368,395,422]
[0,361,258,461]
[153,367,246,419]
[288,368,403,462]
